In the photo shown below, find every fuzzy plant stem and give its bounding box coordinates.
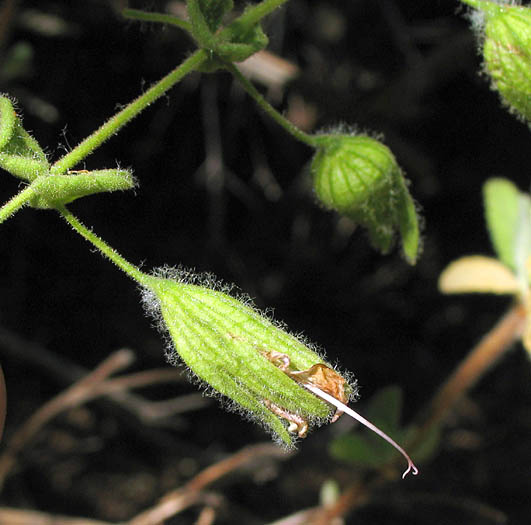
[50,50,207,176]
[225,62,318,148]
[57,205,149,286]
[122,8,192,31]
[0,183,37,224]
[233,0,290,28]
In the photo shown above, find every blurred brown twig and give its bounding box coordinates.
[0,349,193,490]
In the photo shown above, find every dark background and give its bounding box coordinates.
[0,0,530,523]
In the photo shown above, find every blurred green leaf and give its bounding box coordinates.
[330,431,395,468]
[484,178,520,270]
[514,193,531,287]
[329,385,407,469]
[0,42,33,82]
[366,385,403,433]
[405,423,441,464]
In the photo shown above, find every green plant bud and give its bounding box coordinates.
[29,169,136,209]
[188,0,220,51]
[141,268,355,447]
[218,20,269,62]
[196,23,268,73]
[198,0,233,32]
[0,96,49,181]
[464,0,531,122]
[311,134,420,264]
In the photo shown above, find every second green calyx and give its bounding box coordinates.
[311,134,420,264]
[463,0,531,123]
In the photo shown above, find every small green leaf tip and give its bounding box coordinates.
[0,96,49,181]
[311,133,421,264]
[464,0,531,122]
[141,267,357,448]
[198,0,233,33]
[29,169,136,209]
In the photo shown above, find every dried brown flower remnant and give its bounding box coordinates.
[263,349,419,479]
[263,349,349,422]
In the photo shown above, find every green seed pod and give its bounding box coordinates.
[464,0,531,122]
[311,134,420,264]
[141,268,355,448]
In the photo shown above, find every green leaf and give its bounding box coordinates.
[483,178,531,287]
[0,42,33,83]
[484,178,520,270]
[514,192,531,287]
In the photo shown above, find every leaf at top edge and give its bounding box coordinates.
[484,178,521,270]
[439,255,519,295]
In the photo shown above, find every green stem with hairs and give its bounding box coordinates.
[50,50,208,176]
[29,0,296,177]
[0,183,37,224]
[58,205,149,286]
[226,62,317,148]
[231,0,290,29]
[122,8,192,32]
